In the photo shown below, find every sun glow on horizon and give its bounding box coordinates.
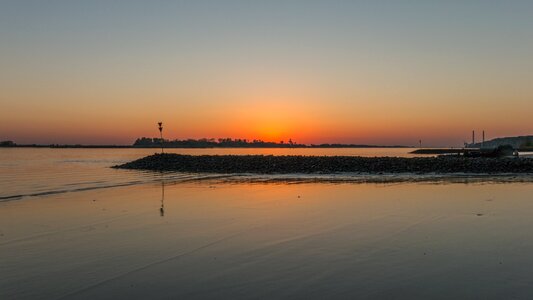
[2,2,533,147]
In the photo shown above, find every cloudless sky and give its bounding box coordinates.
[1,1,533,146]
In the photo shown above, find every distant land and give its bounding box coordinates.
[2,135,532,149]
[131,137,408,148]
[468,135,533,149]
[0,138,407,148]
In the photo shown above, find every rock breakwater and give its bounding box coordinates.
[113,154,533,174]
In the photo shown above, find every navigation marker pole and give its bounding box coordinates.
[158,122,164,154]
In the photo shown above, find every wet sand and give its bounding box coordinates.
[2,181,533,299]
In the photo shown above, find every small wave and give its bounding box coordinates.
[2,172,533,202]
[199,172,533,185]
[0,181,146,201]
[0,173,244,202]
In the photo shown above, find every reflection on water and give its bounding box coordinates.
[0,148,420,200]
[2,148,533,201]
[3,148,533,298]
[160,181,165,217]
[2,181,533,299]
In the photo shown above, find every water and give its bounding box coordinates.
[0,147,420,200]
[3,147,531,200]
[2,148,533,299]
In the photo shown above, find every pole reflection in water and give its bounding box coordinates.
[160,181,165,217]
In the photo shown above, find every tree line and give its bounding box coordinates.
[133,137,304,148]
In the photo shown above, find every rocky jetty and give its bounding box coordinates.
[412,145,516,157]
[114,153,533,174]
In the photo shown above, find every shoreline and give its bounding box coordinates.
[114,153,533,174]
[6,172,533,202]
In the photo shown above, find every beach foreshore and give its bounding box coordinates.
[114,153,533,174]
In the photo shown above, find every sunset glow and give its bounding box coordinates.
[3,3,533,298]
[1,1,533,146]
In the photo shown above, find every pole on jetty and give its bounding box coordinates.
[482,130,485,148]
[158,122,164,153]
[472,130,475,146]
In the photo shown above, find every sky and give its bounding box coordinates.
[1,1,533,147]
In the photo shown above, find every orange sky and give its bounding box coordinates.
[1,2,533,146]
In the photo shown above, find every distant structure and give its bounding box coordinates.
[419,140,422,148]
[469,130,487,148]
[470,135,533,149]
[158,122,164,153]
[0,140,16,147]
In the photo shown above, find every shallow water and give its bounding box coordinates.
[0,148,421,200]
[0,148,531,200]
[2,181,533,299]
[2,149,533,299]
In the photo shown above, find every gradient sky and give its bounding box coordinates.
[1,1,533,146]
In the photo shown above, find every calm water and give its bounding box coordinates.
[2,148,533,299]
[0,148,420,200]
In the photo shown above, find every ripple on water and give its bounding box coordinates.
[1,148,533,201]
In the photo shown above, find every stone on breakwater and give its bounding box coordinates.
[113,153,533,174]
